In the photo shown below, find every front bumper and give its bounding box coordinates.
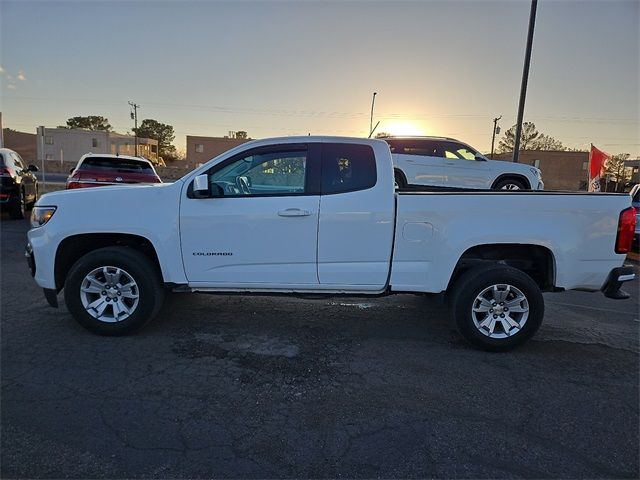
[602,265,636,299]
[25,243,58,308]
[25,243,35,277]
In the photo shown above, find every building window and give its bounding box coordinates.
[45,136,53,145]
[92,138,99,148]
[45,154,53,161]
[195,144,204,153]
[582,161,588,171]
[151,145,158,153]
[533,159,540,168]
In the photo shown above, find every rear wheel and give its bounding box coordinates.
[493,178,527,190]
[450,265,544,351]
[8,189,26,220]
[64,247,164,335]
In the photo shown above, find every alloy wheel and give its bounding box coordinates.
[471,284,529,338]
[79,266,140,322]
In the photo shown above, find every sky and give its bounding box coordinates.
[1,0,638,156]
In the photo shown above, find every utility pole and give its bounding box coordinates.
[512,0,537,163]
[369,92,377,137]
[490,115,502,159]
[128,101,140,156]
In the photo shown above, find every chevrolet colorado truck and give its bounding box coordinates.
[26,137,636,350]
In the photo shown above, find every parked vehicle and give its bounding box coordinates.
[630,184,640,248]
[66,154,162,189]
[0,148,39,219]
[383,136,544,190]
[27,137,635,350]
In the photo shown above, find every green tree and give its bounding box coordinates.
[603,153,632,191]
[235,131,249,139]
[65,116,112,131]
[535,134,565,151]
[497,122,565,152]
[375,132,392,138]
[132,119,177,159]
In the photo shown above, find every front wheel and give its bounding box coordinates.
[450,265,544,351]
[493,178,527,190]
[64,247,165,335]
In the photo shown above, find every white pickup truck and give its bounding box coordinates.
[26,137,636,350]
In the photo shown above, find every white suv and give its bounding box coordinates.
[384,136,544,190]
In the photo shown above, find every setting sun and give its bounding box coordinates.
[380,120,428,136]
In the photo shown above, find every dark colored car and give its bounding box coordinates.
[66,154,162,189]
[0,148,39,219]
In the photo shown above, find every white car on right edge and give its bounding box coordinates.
[382,136,544,190]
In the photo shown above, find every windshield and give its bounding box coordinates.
[79,157,155,174]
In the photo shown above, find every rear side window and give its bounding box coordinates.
[385,139,440,157]
[632,186,640,203]
[79,157,155,174]
[0,153,5,166]
[321,143,376,194]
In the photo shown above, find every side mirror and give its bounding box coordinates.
[28,164,39,172]
[193,174,210,198]
[475,153,487,162]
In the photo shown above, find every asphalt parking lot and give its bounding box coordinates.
[1,215,639,479]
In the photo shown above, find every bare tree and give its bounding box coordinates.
[603,153,632,191]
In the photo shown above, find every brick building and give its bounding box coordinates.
[492,150,589,191]
[186,135,251,164]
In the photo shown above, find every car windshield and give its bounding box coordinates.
[79,157,155,174]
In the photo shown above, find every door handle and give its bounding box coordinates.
[278,208,311,217]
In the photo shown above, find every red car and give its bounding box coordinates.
[67,154,162,189]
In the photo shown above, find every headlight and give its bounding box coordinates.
[530,167,542,178]
[30,206,57,228]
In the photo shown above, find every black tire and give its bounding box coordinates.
[394,169,407,189]
[64,247,165,335]
[450,265,544,351]
[8,189,26,220]
[493,178,527,190]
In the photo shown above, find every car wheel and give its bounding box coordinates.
[394,170,407,189]
[64,247,165,335]
[450,265,544,351]
[494,178,527,190]
[8,189,26,220]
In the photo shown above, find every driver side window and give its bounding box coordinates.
[210,149,307,197]
[442,142,478,161]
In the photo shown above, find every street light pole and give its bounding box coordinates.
[370,92,377,137]
[512,0,538,163]
[128,101,140,156]
[491,115,502,159]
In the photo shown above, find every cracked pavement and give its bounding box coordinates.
[1,216,639,478]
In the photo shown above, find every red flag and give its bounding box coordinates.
[588,144,611,192]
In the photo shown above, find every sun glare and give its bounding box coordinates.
[382,120,427,137]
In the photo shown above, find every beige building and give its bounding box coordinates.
[187,135,251,164]
[492,150,590,191]
[36,127,159,165]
